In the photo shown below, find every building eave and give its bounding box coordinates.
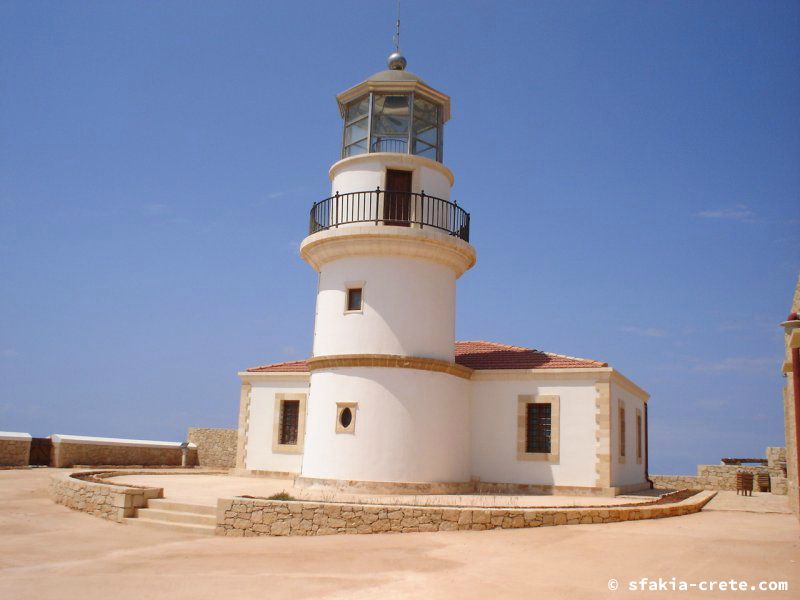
[336,80,451,122]
[238,371,311,384]
[470,367,649,401]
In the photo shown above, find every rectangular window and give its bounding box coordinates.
[517,395,559,462]
[279,400,300,446]
[346,287,363,312]
[619,405,626,458]
[525,403,552,454]
[636,411,643,462]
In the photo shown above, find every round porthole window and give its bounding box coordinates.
[339,407,353,429]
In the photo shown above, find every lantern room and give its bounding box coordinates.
[336,54,452,162]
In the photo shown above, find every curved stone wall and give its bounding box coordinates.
[216,490,715,537]
[50,471,163,522]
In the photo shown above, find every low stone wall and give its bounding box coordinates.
[215,490,715,537]
[51,434,197,468]
[651,464,788,495]
[187,428,236,468]
[50,470,163,522]
[0,432,31,466]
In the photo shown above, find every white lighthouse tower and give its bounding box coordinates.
[297,51,477,487]
[239,51,651,497]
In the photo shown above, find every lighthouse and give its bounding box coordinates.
[237,51,651,498]
[297,51,477,486]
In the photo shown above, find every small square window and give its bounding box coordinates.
[346,287,363,312]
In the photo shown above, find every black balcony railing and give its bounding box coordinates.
[309,189,470,242]
[371,137,408,153]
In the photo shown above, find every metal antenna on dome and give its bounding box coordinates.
[393,0,401,53]
[387,0,407,70]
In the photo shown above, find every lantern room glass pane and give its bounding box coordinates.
[413,97,438,125]
[346,96,369,123]
[413,140,437,160]
[372,94,410,135]
[414,122,438,146]
[344,118,368,145]
[344,139,368,157]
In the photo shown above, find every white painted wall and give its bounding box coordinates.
[0,432,32,441]
[470,378,600,488]
[312,255,456,361]
[330,154,452,200]
[301,368,471,483]
[610,382,648,488]
[323,155,455,232]
[245,379,310,473]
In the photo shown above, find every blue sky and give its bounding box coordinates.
[1,1,798,474]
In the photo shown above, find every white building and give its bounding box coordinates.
[235,54,650,496]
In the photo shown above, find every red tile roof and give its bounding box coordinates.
[246,360,310,373]
[454,340,607,370]
[246,341,606,373]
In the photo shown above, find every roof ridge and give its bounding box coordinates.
[247,359,309,372]
[249,341,607,372]
[543,350,607,366]
[456,340,538,352]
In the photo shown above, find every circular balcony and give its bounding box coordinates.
[308,189,470,242]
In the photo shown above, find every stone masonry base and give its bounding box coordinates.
[290,475,650,497]
[216,491,715,537]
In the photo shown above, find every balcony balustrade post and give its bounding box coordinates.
[375,186,381,226]
[420,191,425,230]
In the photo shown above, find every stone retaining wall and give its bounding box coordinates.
[187,428,236,468]
[215,491,715,537]
[651,464,788,495]
[50,471,163,522]
[0,432,31,466]
[51,434,197,468]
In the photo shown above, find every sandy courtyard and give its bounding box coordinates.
[106,471,656,508]
[1,468,798,599]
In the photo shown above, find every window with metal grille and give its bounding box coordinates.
[525,403,551,454]
[279,400,300,445]
[619,406,626,457]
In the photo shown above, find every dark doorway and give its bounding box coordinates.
[384,169,412,226]
[29,437,52,466]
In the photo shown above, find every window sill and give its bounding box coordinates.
[271,443,303,455]
[516,451,559,463]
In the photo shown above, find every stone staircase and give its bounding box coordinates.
[127,499,216,536]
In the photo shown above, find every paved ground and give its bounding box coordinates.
[108,472,654,508]
[1,469,798,600]
[703,490,793,514]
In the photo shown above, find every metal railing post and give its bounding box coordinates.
[375,186,381,226]
[419,190,425,229]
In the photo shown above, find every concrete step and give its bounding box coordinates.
[135,507,216,527]
[146,499,216,516]
[128,516,216,536]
